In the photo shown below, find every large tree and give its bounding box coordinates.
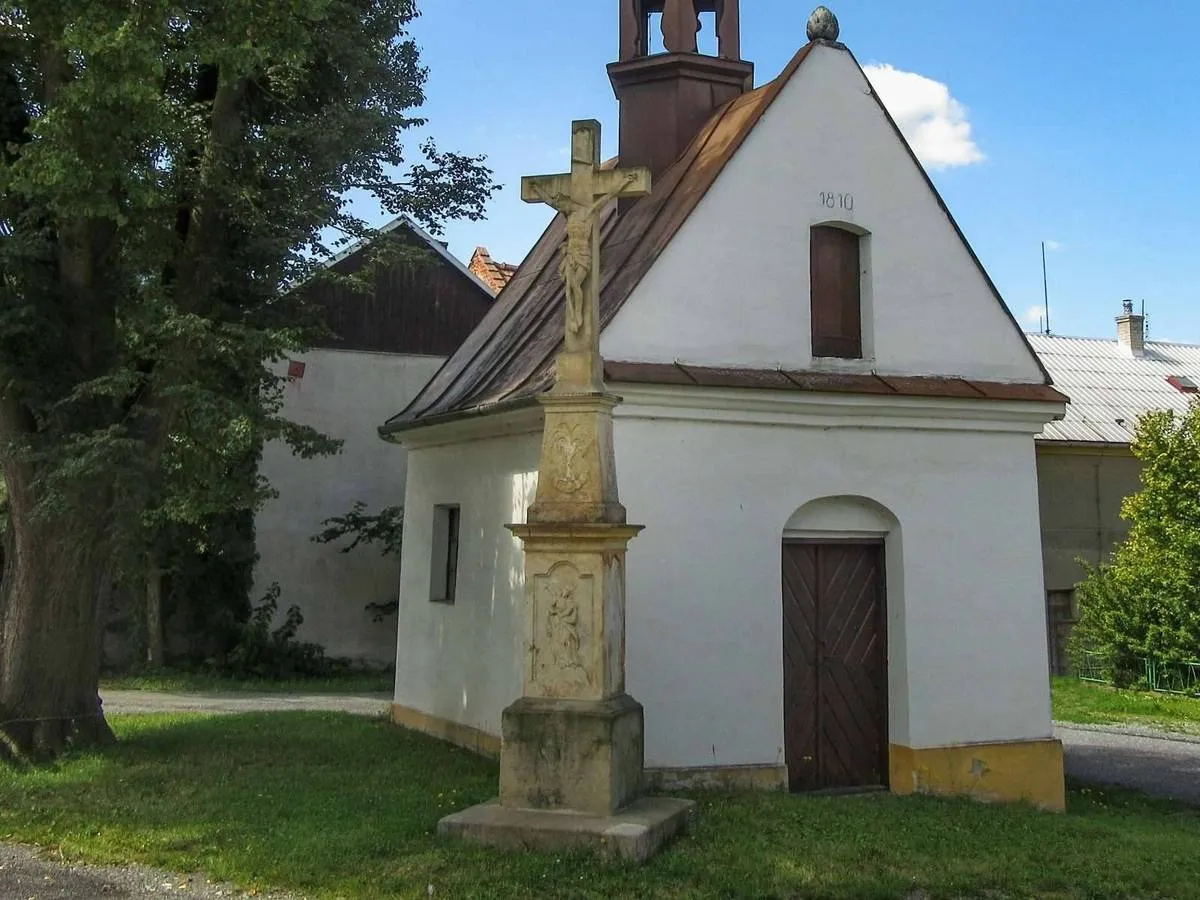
[0,0,495,760]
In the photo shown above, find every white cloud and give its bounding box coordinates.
[862,64,985,170]
[1024,305,1052,327]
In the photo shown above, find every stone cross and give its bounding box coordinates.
[522,120,651,389]
[439,117,696,855]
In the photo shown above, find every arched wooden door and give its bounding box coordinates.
[782,539,888,792]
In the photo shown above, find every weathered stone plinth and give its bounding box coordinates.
[438,796,697,864]
[500,694,644,816]
[507,522,641,701]
[527,389,626,524]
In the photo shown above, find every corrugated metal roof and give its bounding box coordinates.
[1028,333,1200,444]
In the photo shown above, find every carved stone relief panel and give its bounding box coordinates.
[550,423,594,495]
[530,561,597,698]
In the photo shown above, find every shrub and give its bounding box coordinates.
[213,583,344,679]
[1069,400,1200,673]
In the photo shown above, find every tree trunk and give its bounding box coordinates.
[146,567,163,668]
[0,499,116,762]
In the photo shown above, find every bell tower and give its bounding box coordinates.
[608,0,754,180]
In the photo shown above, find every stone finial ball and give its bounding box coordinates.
[806,6,840,42]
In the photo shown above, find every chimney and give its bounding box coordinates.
[607,0,754,183]
[1116,299,1145,357]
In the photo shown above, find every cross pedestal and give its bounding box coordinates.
[437,121,695,862]
[499,523,644,818]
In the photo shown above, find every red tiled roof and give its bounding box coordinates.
[469,247,519,295]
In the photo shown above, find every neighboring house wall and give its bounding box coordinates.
[1036,445,1141,592]
[255,350,446,664]
[393,390,1056,771]
[253,219,495,665]
[1035,444,1142,674]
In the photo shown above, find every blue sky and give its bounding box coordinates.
[366,1,1199,345]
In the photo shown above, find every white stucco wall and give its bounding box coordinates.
[392,428,541,735]
[254,349,446,664]
[601,42,1042,384]
[392,390,1057,769]
[615,396,1053,767]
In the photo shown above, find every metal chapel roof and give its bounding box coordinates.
[381,38,1058,437]
[1027,333,1200,445]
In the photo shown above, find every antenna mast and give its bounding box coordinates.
[1041,242,1051,335]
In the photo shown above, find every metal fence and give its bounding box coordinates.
[1076,649,1200,696]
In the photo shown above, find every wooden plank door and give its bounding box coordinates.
[782,540,887,792]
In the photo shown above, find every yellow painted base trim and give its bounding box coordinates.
[645,764,787,792]
[889,738,1066,812]
[390,703,501,758]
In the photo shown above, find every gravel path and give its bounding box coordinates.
[0,844,304,900]
[1055,722,1200,805]
[99,690,391,718]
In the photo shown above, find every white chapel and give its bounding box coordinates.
[381,2,1069,811]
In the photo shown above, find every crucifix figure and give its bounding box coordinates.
[522,121,651,376]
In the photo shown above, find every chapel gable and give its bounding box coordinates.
[383,4,1057,439]
[600,20,1048,385]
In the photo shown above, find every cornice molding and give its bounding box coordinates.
[610,383,1064,435]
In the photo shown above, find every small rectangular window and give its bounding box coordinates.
[429,504,460,604]
[810,225,863,359]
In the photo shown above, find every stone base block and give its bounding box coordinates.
[437,797,697,863]
[500,694,643,817]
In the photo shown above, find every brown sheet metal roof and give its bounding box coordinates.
[382,40,1055,437]
[382,46,815,435]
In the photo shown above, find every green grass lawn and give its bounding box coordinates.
[1052,676,1200,734]
[100,669,393,695]
[1,714,1198,899]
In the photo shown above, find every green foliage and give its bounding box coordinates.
[158,506,259,666]
[313,501,404,558]
[0,1,496,555]
[214,582,342,679]
[1070,400,1200,677]
[0,0,496,706]
[313,501,403,620]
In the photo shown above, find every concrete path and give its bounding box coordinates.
[0,843,303,899]
[1055,721,1200,805]
[99,690,391,718]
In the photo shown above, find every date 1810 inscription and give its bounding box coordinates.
[819,192,854,211]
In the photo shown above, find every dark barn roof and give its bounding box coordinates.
[299,216,495,358]
[382,41,1060,436]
